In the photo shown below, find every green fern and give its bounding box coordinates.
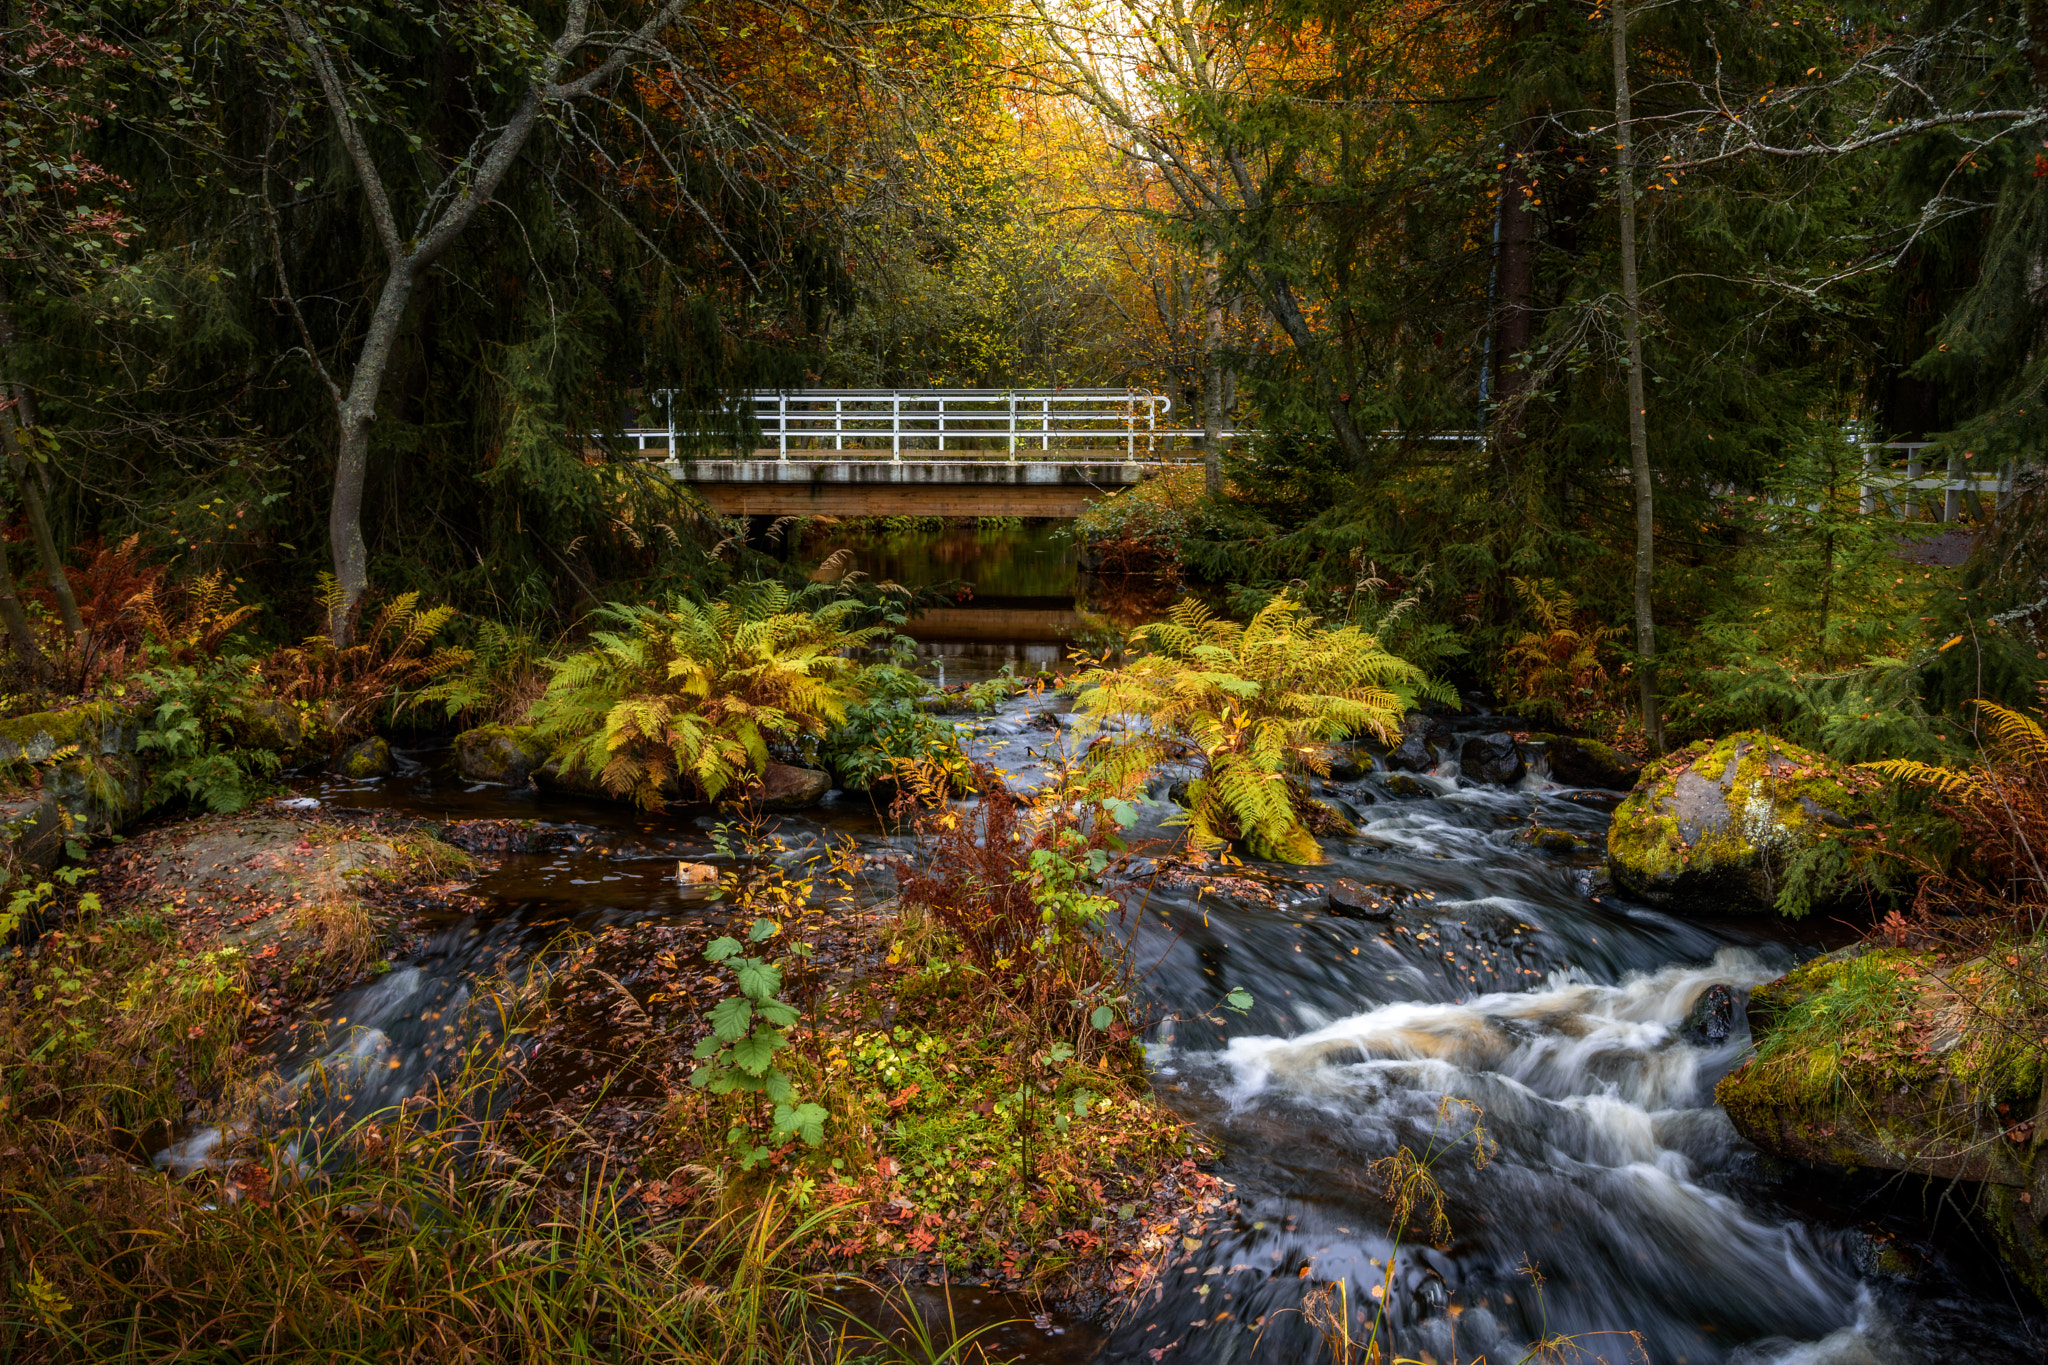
[527,584,887,808]
[1072,593,1438,864]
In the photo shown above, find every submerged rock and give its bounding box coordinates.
[1326,878,1400,920]
[453,724,547,786]
[1459,733,1523,785]
[1522,732,1641,789]
[1680,982,1737,1045]
[1515,825,1588,854]
[443,818,588,856]
[334,736,393,779]
[1605,732,1874,914]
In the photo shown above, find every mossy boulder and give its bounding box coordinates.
[1605,732,1874,913]
[453,724,547,786]
[1522,733,1640,789]
[0,703,150,874]
[230,698,307,757]
[1720,944,2048,1303]
[0,700,137,768]
[333,736,393,779]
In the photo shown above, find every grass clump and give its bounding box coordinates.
[0,884,996,1365]
[0,887,248,1166]
[621,784,1237,1290]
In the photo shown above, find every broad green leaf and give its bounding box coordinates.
[1090,1005,1115,1030]
[709,996,754,1041]
[736,959,783,1001]
[729,1028,785,1075]
[705,936,742,963]
[748,918,779,942]
[756,1000,799,1027]
[774,1101,828,1146]
[1102,797,1140,829]
[763,1068,792,1103]
[1224,987,1254,1012]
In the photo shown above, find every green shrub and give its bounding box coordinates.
[814,666,970,797]
[1073,594,1447,863]
[528,584,888,808]
[133,659,287,814]
[1071,465,1206,572]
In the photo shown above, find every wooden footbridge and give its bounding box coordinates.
[609,389,2015,521]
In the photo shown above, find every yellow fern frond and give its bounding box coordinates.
[1862,758,1984,801]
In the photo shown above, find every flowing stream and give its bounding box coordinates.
[217,528,2044,1363]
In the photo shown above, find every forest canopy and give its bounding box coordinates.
[0,0,2040,746]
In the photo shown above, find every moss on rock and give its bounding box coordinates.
[1605,731,1876,914]
[1515,825,1589,853]
[1721,943,2048,1304]
[0,700,135,768]
[334,736,393,779]
[453,724,547,786]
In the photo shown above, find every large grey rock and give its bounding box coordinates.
[1607,731,1871,912]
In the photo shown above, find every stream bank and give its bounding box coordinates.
[6,524,2046,1363]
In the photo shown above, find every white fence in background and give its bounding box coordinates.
[601,390,2017,521]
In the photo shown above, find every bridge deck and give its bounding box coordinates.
[665,453,1177,517]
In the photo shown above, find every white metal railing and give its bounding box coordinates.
[600,394,2018,520]
[619,388,1238,462]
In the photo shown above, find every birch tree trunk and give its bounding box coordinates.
[1612,0,1662,750]
[280,0,688,644]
